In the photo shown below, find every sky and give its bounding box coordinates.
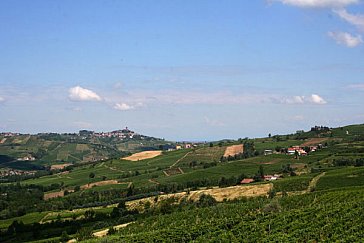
[0,0,364,141]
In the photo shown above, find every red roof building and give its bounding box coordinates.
[240,178,254,184]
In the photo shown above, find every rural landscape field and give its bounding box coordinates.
[1,0,364,242]
[1,124,364,242]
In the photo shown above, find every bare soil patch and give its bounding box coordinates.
[291,163,305,170]
[44,191,65,200]
[224,144,244,157]
[123,150,162,161]
[80,180,120,190]
[50,163,72,170]
[301,138,328,147]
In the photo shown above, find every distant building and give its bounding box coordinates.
[240,178,254,184]
[311,126,330,132]
[17,154,36,161]
[287,146,307,156]
[185,144,192,149]
[264,149,273,155]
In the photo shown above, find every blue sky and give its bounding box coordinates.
[0,0,364,141]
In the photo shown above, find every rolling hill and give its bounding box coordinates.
[0,123,364,242]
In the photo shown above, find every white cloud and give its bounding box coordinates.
[68,86,102,101]
[291,115,305,121]
[280,94,327,105]
[113,82,123,89]
[114,103,134,111]
[347,83,364,90]
[308,94,327,104]
[204,117,225,127]
[0,96,5,103]
[277,0,359,8]
[73,121,93,129]
[328,31,363,47]
[281,96,305,104]
[334,9,364,31]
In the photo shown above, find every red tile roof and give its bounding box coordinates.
[240,178,254,184]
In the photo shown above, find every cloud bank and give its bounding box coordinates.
[328,31,363,47]
[334,9,364,31]
[277,0,359,8]
[276,0,363,48]
[347,83,364,90]
[69,86,102,101]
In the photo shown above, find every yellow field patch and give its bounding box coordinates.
[223,144,244,157]
[80,180,121,190]
[50,163,72,170]
[76,144,89,151]
[123,150,162,161]
[127,183,272,211]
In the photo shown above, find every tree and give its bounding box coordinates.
[209,142,214,147]
[127,183,134,197]
[258,165,264,178]
[60,231,70,243]
[268,133,271,138]
[84,210,95,220]
[89,172,95,179]
[107,226,116,235]
[196,194,217,207]
[294,150,299,159]
[76,227,93,241]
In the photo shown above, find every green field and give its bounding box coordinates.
[316,167,364,191]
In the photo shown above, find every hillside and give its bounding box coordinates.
[0,123,364,242]
[0,128,172,172]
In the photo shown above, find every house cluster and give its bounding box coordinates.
[240,174,281,184]
[79,127,139,139]
[0,132,20,137]
[0,169,36,178]
[17,154,36,161]
[264,144,322,157]
[287,145,321,156]
[168,143,197,151]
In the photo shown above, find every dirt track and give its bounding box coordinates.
[123,151,162,161]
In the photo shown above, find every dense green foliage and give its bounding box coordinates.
[93,187,364,242]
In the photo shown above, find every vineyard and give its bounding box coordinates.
[94,187,364,242]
